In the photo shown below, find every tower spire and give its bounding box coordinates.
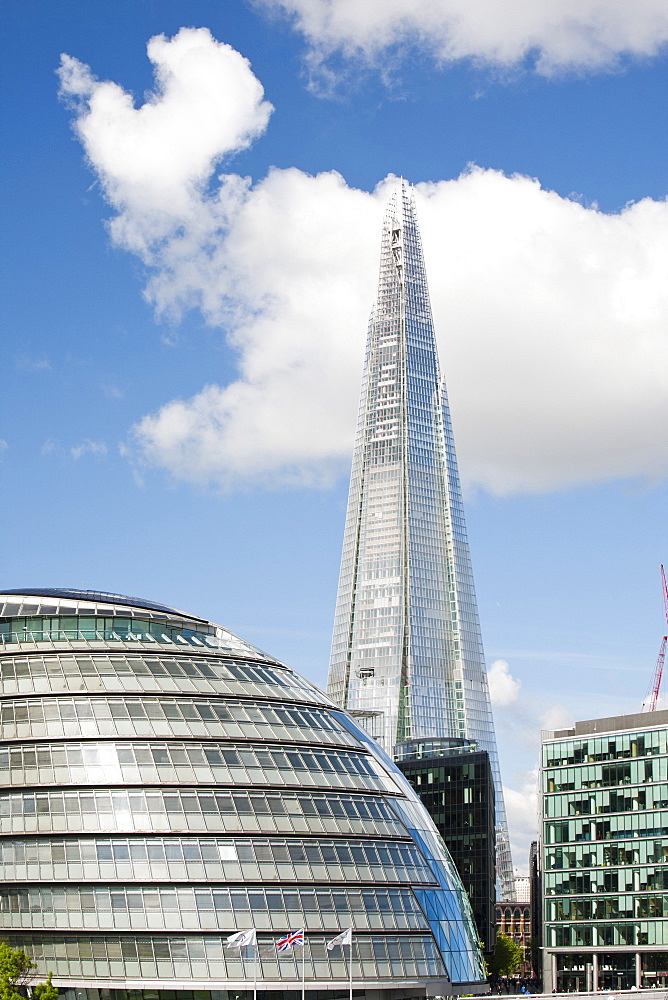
[327,184,515,899]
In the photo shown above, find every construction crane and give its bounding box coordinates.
[641,565,668,712]
[643,636,667,713]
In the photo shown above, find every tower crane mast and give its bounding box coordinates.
[641,566,668,712]
[644,636,667,713]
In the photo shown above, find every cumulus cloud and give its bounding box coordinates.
[488,659,521,707]
[504,770,539,869]
[59,27,273,258]
[539,702,575,733]
[501,704,574,865]
[58,30,668,494]
[257,0,668,82]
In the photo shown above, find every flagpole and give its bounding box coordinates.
[301,937,306,1000]
[254,938,258,1000]
[349,936,353,1000]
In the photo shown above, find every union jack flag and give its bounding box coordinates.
[276,929,304,951]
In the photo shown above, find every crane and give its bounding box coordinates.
[643,636,667,713]
[641,565,668,712]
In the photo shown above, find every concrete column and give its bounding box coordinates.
[551,952,558,992]
[592,953,599,991]
[635,952,642,988]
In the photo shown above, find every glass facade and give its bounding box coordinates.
[540,711,668,990]
[326,183,513,898]
[0,588,486,999]
[397,740,496,952]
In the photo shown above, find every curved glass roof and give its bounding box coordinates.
[0,589,279,664]
[0,588,190,617]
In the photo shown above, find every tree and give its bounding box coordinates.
[489,932,524,978]
[0,944,57,1000]
[32,974,58,1000]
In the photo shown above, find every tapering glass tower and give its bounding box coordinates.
[327,183,515,899]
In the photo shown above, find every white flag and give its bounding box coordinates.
[226,929,257,948]
[327,928,353,951]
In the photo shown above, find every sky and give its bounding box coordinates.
[1,0,667,872]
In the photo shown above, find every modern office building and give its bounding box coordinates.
[327,181,514,899]
[0,587,488,999]
[541,710,668,991]
[396,738,496,953]
[529,840,542,976]
[513,876,530,904]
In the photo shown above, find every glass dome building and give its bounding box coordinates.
[0,589,487,1000]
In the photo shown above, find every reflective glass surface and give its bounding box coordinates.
[0,586,485,993]
[334,712,485,983]
[541,718,668,955]
[326,184,513,895]
[0,696,352,745]
[0,836,436,884]
[0,653,326,703]
[3,933,447,984]
[0,884,428,932]
[0,787,403,836]
[0,740,380,792]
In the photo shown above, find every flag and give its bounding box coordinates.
[226,929,257,948]
[327,928,352,951]
[276,929,304,951]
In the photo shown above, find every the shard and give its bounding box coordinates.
[327,182,515,899]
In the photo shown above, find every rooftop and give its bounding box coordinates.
[544,708,668,741]
[0,588,202,618]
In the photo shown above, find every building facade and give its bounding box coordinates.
[0,588,488,999]
[541,711,668,991]
[326,182,514,899]
[513,876,530,903]
[529,840,542,976]
[396,738,496,953]
[495,902,532,978]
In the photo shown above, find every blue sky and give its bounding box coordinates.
[2,0,667,867]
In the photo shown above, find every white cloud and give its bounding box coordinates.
[70,440,108,461]
[257,0,668,82]
[501,705,574,869]
[488,659,522,707]
[0,439,8,453]
[503,770,539,871]
[59,27,273,259]
[59,31,668,494]
[539,702,575,733]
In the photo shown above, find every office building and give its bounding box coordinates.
[327,182,514,898]
[513,876,530,904]
[0,587,487,999]
[541,710,668,991]
[529,840,542,977]
[396,738,496,953]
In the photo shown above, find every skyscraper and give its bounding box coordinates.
[327,182,515,899]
